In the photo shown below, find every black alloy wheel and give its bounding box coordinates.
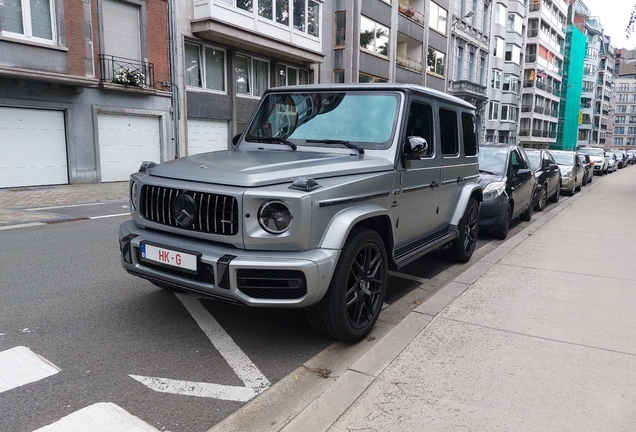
[446,198,479,263]
[305,228,388,342]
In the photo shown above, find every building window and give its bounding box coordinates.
[429,2,448,35]
[505,43,520,64]
[491,69,501,89]
[277,64,309,86]
[488,101,499,120]
[334,70,344,83]
[427,48,445,77]
[629,127,636,134]
[360,16,389,57]
[241,0,319,36]
[629,116,636,124]
[618,83,629,91]
[334,11,345,47]
[479,57,486,85]
[493,37,504,58]
[614,137,624,146]
[617,105,627,113]
[494,3,506,26]
[482,3,489,33]
[358,72,387,83]
[615,127,625,134]
[502,74,518,93]
[456,46,464,81]
[185,42,226,92]
[468,52,475,83]
[0,0,55,42]
[507,13,522,34]
[615,116,625,124]
[501,106,517,121]
[618,94,628,102]
[236,55,269,97]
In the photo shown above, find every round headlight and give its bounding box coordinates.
[130,181,138,212]
[258,200,293,234]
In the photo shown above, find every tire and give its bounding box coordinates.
[305,227,388,342]
[588,174,592,184]
[493,203,511,240]
[549,182,560,203]
[446,198,479,263]
[575,180,582,192]
[535,184,547,211]
[520,196,534,221]
[582,174,587,187]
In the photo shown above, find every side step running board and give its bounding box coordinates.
[394,231,458,268]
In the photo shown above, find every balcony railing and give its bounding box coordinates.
[99,55,154,89]
[450,80,488,99]
[519,129,530,136]
[529,3,540,12]
[398,2,425,26]
[521,105,532,112]
[532,129,543,137]
[396,54,423,73]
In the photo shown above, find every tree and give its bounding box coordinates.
[627,4,636,39]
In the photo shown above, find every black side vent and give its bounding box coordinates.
[237,269,307,300]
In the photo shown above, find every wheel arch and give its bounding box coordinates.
[449,183,483,227]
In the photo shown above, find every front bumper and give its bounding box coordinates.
[118,220,339,308]
[478,194,508,231]
[560,176,574,191]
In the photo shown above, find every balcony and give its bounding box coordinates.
[450,80,488,101]
[521,105,532,112]
[398,2,425,26]
[519,129,530,136]
[99,55,154,89]
[192,0,323,64]
[396,54,423,73]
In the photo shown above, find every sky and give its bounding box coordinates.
[577,0,636,50]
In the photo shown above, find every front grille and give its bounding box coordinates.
[137,249,215,285]
[237,269,307,300]
[140,185,239,235]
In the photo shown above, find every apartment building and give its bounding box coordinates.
[591,33,614,147]
[518,0,567,149]
[485,0,526,145]
[612,49,636,150]
[0,0,173,188]
[447,0,490,137]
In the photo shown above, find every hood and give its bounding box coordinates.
[558,164,573,175]
[588,155,605,163]
[478,172,504,187]
[146,149,394,187]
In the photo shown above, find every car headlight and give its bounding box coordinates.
[258,200,293,234]
[483,181,506,199]
[562,169,572,178]
[130,180,139,212]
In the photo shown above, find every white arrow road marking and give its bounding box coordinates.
[33,402,160,432]
[0,346,60,393]
[130,292,270,401]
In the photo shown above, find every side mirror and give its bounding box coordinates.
[405,136,429,159]
[516,168,533,179]
[232,133,242,146]
[548,163,558,170]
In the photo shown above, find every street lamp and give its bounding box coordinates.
[452,10,474,28]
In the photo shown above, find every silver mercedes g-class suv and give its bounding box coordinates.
[119,83,482,341]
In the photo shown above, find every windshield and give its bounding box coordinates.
[478,147,508,176]
[578,148,604,157]
[244,91,399,150]
[552,152,574,166]
[525,151,541,170]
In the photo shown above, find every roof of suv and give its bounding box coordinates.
[262,83,476,110]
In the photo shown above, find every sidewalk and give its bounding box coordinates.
[0,182,128,226]
[213,167,636,431]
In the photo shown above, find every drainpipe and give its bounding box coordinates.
[168,0,180,158]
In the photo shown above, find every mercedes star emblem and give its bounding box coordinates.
[173,194,197,227]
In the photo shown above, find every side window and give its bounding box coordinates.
[461,112,477,156]
[511,149,522,172]
[439,108,458,156]
[405,101,434,157]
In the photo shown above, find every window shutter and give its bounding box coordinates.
[103,0,141,61]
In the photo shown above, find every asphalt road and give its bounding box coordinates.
[0,199,556,432]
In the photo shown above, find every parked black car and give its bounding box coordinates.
[478,144,537,239]
[577,153,593,185]
[525,148,562,211]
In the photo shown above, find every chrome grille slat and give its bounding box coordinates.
[140,185,238,236]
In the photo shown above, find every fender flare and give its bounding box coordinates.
[449,182,483,227]
[319,204,392,250]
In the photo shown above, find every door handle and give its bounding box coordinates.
[456,176,464,183]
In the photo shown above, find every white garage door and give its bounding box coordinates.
[187,119,228,155]
[0,107,68,188]
[98,114,161,182]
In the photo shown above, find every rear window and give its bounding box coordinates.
[461,112,477,156]
[439,109,458,156]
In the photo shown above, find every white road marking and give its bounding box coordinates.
[131,293,270,401]
[0,223,46,231]
[33,402,160,432]
[88,213,130,219]
[388,270,430,284]
[25,202,106,211]
[0,346,60,393]
[129,375,256,402]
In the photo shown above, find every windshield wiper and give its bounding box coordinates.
[306,139,365,155]
[246,136,297,151]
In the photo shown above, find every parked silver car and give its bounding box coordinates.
[577,147,608,175]
[118,84,483,341]
[550,150,584,195]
